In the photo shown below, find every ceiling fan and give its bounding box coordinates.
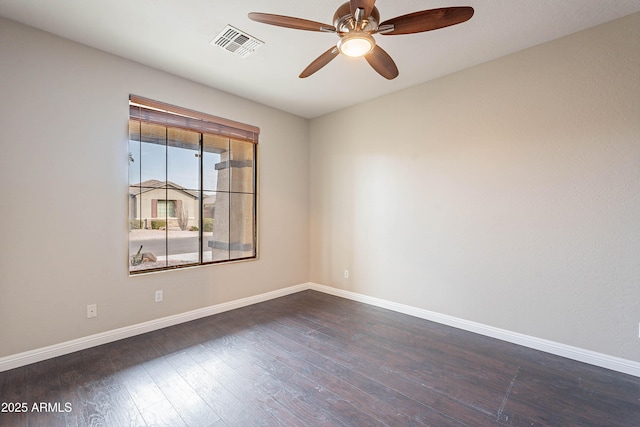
[248,0,474,80]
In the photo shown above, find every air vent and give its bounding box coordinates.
[211,25,264,58]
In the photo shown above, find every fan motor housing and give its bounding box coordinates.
[333,2,380,33]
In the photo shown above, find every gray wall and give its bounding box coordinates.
[0,17,309,357]
[309,13,640,362]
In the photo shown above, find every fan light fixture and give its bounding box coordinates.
[337,32,375,57]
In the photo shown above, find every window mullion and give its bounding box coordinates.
[199,133,204,265]
[228,138,232,261]
[165,126,169,268]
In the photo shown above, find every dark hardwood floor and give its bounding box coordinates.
[1,290,638,426]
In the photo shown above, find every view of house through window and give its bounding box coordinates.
[128,96,258,273]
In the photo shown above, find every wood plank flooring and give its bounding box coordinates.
[1,290,638,426]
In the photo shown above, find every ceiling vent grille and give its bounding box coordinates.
[211,25,263,58]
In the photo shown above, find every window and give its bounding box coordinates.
[128,95,259,274]
[156,200,176,218]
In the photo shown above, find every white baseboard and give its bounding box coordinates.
[2,282,638,378]
[0,283,308,373]
[308,283,640,378]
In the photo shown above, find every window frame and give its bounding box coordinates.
[128,95,259,274]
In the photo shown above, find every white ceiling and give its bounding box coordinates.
[2,0,639,118]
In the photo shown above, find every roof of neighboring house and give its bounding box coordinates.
[129,179,199,199]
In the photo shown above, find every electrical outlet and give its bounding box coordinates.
[155,290,163,303]
[87,304,97,318]
[344,269,349,279]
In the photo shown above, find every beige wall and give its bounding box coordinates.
[2,12,639,366]
[309,13,640,362]
[0,17,309,357]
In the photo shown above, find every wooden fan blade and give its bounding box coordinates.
[299,47,340,78]
[248,12,336,32]
[379,7,474,35]
[350,0,376,20]
[365,45,399,80]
